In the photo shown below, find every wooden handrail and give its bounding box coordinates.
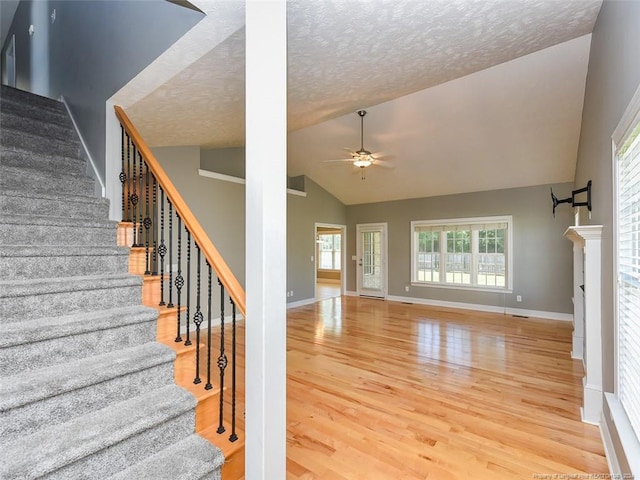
[115,105,246,316]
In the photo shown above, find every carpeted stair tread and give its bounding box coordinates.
[0,189,109,218]
[0,305,159,376]
[107,434,224,480]
[0,244,128,258]
[1,85,68,113]
[0,273,143,322]
[0,304,157,349]
[1,110,78,142]
[0,146,86,174]
[0,272,141,298]
[1,127,82,158]
[0,342,175,443]
[0,213,117,246]
[0,244,130,278]
[0,163,96,197]
[0,342,175,411]
[0,385,196,480]
[0,212,115,229]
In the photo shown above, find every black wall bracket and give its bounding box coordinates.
[551,180,592,218]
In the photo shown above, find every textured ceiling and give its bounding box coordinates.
[123,0,602,204]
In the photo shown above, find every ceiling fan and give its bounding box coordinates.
[324,109,393,179]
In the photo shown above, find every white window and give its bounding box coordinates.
[411,216,512,292]
[613,85,640,463]
[318,233,341,270]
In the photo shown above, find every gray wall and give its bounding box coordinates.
[153,146,246,287]
[200,147,246,178]
[573,0,640,474]
[346,183,575,315]
[155,146,348,304]
[2,0,202,181]
[288,178,347,302]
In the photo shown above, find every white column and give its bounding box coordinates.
[571,243,585,360]
[245,1,287,479]
[564,225,603,425]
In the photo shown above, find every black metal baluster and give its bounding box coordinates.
[158,188,166,306]
[175,215,184,343]
[167,201,174,308]
[138,152,144,247]
[143,159,151,275]
[184,230,192,347]
[217,280,227,434]
[152,174,158,275]
[130,144,139,246]
[193,245,203,384]
[125,133,132,222]
[119,125,127,221]
[205,262,213,391]
[229,297,238,442]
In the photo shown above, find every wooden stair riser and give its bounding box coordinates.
[156,306,185,340]
[141,275,163,307]
[128,247,156,276]
[117,222,133,247]
[222,444,245,480]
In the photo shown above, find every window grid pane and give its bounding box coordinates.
[318,233,341,270]
[445,230,470,284]
[411,217,510,291]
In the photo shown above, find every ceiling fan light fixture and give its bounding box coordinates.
[353,158,372,168]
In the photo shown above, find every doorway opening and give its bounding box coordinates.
[314,223,346,300]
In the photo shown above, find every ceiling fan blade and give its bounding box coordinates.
[373,159,394,168]
[323,159,354,164]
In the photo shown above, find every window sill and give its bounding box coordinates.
[605,392,640,478]
[411,281,512,295]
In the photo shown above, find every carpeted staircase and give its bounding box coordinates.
[0,85,224,479]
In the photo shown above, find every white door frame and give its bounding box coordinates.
[3,34,16,87]
[356,222,388,298]
[314,223,346,298]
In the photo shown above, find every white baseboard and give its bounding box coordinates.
[60,96,106,196]
[287,297,316,309]
[345,290,358,297]
[384,294,572,321]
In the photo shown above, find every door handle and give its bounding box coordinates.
[358,260,362,266]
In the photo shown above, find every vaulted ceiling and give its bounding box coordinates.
[121,0,602,205]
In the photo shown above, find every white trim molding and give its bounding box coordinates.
[387,295,572,321]
[60,96,106,197]
[603,393,640,478]
[199,168,307,197]
[286,297,317,309]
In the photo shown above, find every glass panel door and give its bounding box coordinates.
[357,224,387,298]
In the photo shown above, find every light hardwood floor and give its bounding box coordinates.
[284,296,607,479]
[214,295,606,478]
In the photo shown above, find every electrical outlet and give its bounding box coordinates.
[516,295,522,302]
[405,286,409,292]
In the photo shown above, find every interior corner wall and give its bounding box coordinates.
[2,0,203,181]
[153,146,246,288]
[154,147,348,305]
[287,178,347,303]
[573,0,640,474]
[346,183,575,315]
